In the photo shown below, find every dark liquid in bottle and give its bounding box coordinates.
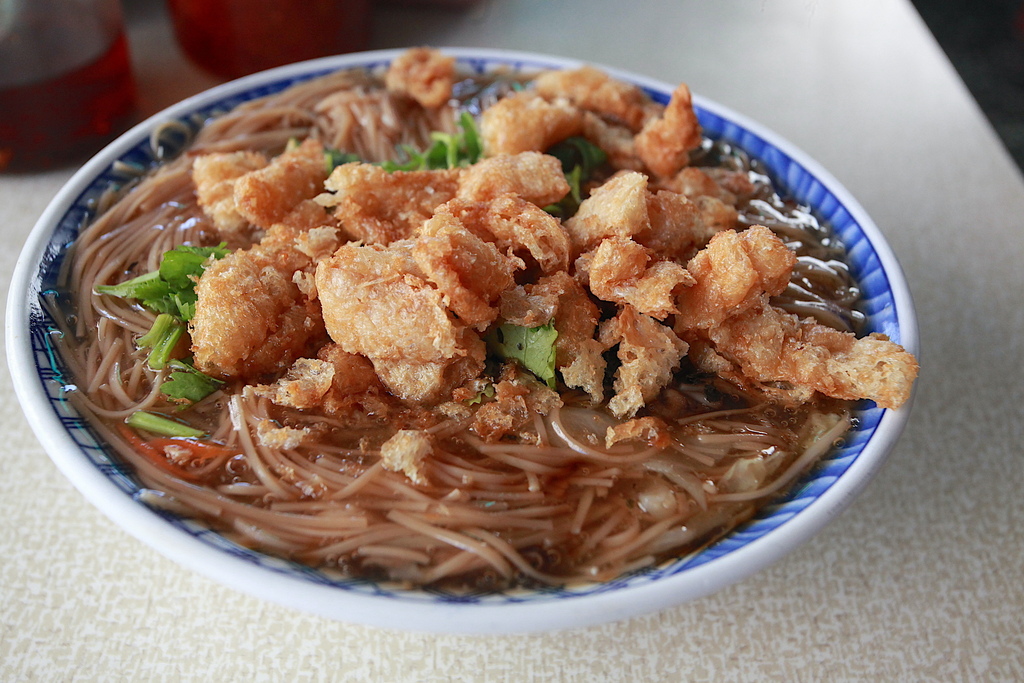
[168,0,371,79]
[0,32,136,172]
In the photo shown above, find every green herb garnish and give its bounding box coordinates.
[126,410,205,438]
[543,136,608,218]
[161,359,223,404]
[381,112,482,172]
[136,313,185,370]
[465,382,496,405]
[325,148,361,173]
[486,321,559,389]
[96,243,229,322]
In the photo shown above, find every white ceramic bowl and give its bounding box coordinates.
[6,48,918,634]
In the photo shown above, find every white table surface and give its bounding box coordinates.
[2,0,1022,679]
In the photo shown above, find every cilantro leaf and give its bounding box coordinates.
[325,148,361,172]
[136,313,185,370]
[486,322,558,388]
[95,243,228,322]
[543,137,608,219]
[161,360,223,404]
[380,112,482,172]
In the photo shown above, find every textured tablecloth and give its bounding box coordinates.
[2,0,1022,679]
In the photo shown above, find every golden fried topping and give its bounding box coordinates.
[635,83,702,178]
[535,65,653,131]
[674,225,796,331]
[316,163,460,245]
[599,306,689,419]
[586,237,694,319]
[696,297,919,409]
[192,150,268,242]
[384,47,457,109]
[480,91,583,156]
[457,152,570,207]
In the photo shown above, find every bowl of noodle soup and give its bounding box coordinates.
[7,48,918,633]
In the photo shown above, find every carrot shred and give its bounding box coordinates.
[117,425,237,481]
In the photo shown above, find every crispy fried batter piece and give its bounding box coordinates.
[384,47,456,109]
[499,271,606,402]
[192,150,269,242]
[696,297,919,409]
[191,223,341,379]
[587,237,695,319]
[564,171,649,255]
[250,346,395,423]
[413,207,524,329]
[605,415,672,449]
[639,189,705,260]
[535,66,653,131]
[444,195,571,274]
[599,305,689,419]
[472,368,562,442]
[233,139,330,230]
[661,166,756,207]
[252,357,335,409]
[315,163,460,244]
[480,91,583,156]
[316,344,395,420]
[256,420,311,451]
[635,83,702,178]
[567,175,736,265]
[580,112,644,171]
[674,225,796,331]
[380,430,433,485]
[314,242,485,403]
[472,379,530,442]
[457,152,570,207]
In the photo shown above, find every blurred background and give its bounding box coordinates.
[912,0,1024,170]
[4,0,1024,173]
[123,0,1024,175]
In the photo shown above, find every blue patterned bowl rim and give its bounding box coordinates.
[6,48,918,634]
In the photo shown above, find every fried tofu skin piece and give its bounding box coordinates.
[444,195,571,274]
[480,91,583,156]
[191,224,335,380]
[500,271,607,402]
[192,150,269,242]
[457,152,570,207]
[599,306,689,419]
[314,242,486,403]
[316,163,460,244]
[413,207,524,329]
[535,66,653,131]
[564,171,649,256]
[233,139,330,230]
[384,47,456,109]
[698,297,919,409]
[635,83,702,178]
[587,237,695,319]
[674,225,797,331]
